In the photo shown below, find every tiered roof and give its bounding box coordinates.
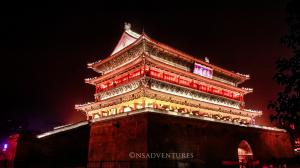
[76,23,262,124]
[88,23,250,85]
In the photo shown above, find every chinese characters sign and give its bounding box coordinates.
[193,63,213,79]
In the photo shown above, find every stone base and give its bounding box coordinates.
[88,111,294,167]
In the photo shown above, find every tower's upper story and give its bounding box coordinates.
[76,23,261,124]
[87,23,250,88]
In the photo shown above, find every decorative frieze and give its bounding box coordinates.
[96,79,146,100]
[149,79,240,109]
[146,44,192,72]
[95,43,144,74]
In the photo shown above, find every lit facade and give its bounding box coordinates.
[76,23,262,125]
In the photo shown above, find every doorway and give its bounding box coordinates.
[238,140,253,167]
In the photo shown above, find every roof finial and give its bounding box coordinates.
[205,57,210,63]
[124,22,131,31]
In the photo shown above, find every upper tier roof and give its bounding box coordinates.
[111,23,141,55]
[88,23,250,83]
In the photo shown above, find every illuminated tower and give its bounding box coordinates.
[75,23,262,125]
[0,24,293,168]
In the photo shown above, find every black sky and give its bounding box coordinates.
[0,1,291,137]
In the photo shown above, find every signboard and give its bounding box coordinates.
[193,63,213,79]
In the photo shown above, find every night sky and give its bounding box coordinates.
[0,1,291,137]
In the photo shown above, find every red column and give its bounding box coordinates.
[133,103,137,110]
[153,102,156,109]
[142,100,145,108]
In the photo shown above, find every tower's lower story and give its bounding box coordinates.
[88,111,293,168]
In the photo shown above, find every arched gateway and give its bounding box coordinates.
[238,140,253,167]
